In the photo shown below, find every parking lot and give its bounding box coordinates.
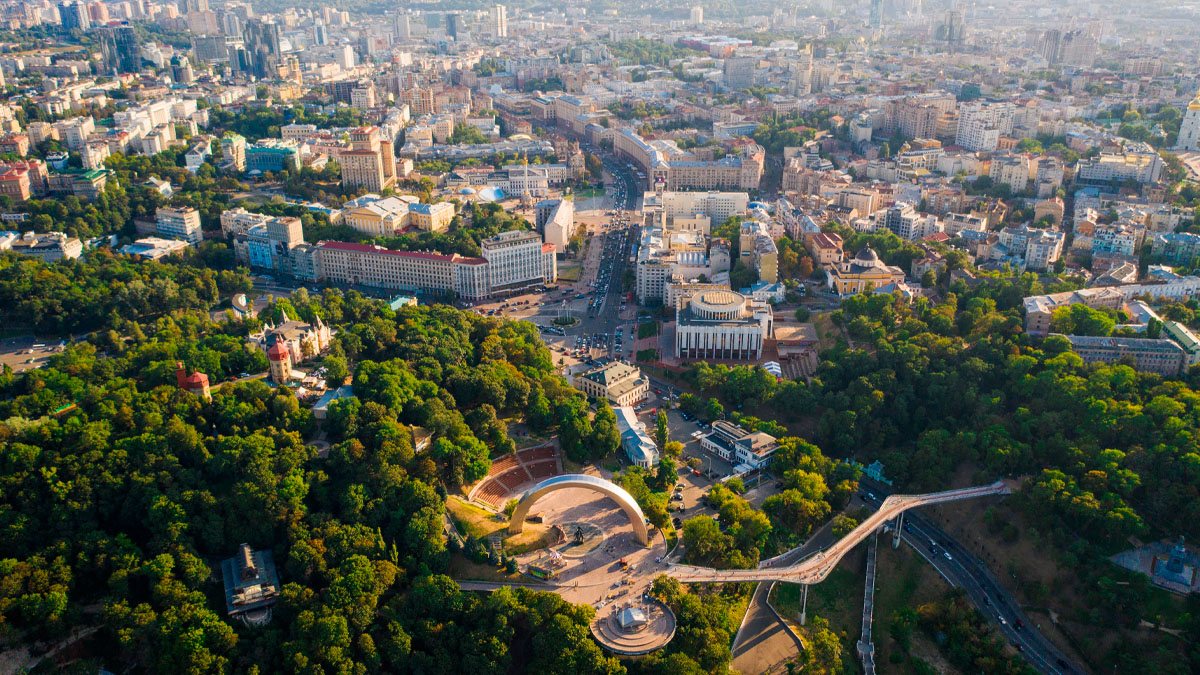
[0,336,65,374]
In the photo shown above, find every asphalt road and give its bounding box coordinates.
[861,485,1083,675]
[729,513,847,674]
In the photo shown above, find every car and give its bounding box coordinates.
[943,551,953,561]
[997,615,1007,625]
[692,469,702,476]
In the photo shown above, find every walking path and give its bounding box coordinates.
[857,530,879,675]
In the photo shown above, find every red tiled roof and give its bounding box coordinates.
[267,342,289,360]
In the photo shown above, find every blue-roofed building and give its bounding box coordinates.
[615,406,659,468]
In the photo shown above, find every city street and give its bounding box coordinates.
[861,485,1083,675]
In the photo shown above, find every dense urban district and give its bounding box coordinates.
[4,0,1200,674]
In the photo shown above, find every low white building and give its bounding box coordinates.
[615,406,660,468]
[699,419,778,470]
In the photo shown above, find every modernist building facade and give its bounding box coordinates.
[699,420,779,470]
[675,290,773,361]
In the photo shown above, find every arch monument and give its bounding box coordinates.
[507,473,650,546]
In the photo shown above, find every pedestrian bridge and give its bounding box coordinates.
[669,480,1012,585]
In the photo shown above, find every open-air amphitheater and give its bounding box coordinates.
[468,444,563,509]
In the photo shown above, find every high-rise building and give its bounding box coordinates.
[1178,90,1200,152]
[313,21,328,46]
[220,133,246,172]
[334,45,355,70]
[955,101,1014,152]
[219,10,242,36]
[87,1,109,23]
[790,43,813,95]
[58,2,91,30]
[340,126,396,193]
[491,5,508,38]
[690,6,704,25]
[937,9,965,43]
[242,19,281,79]
[99,25,140,74]
[447,13,467,41]
[869,0,883,29]
[156,206,203,244]
[394,12,411,40]
[723,56,757,90]
[171,56,195,84]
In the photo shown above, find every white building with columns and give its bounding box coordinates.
[675,290,773,361]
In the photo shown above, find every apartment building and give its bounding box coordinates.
[1075,143,1163,185]
[156,206,202,244]
[1022,288,1126,336]
[341,126,397,193]
[0,162,34,201]
[942,212,987,237]
[881,202,940,241]
[989,153,1032,192]
[222,211,304,271]
[220,133,247,172]
[955,101,1014,152]
[1150,232,1200,264]
[1092,222,1146,257]
[1061,334,1187,377]
[739,220,778,283]
[997,225,1065,271]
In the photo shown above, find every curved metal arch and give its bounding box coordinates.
[507,473,650,546]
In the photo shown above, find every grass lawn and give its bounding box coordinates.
[558,262,582,282]
[811,311,845,352]
[577,187,606,199]
[448,555,524,583]
[446,498,558,555]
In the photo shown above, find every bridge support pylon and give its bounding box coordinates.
[798,583,809,626]
[892,512,904,549]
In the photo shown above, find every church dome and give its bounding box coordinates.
[855,247,880,263]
